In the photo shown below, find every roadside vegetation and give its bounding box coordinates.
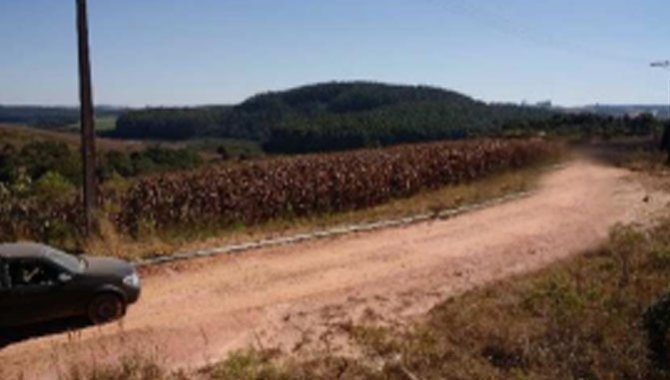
[0,138,560,260]
[92,153,557,261]
[115,139,557,235]
[580,121,670,175]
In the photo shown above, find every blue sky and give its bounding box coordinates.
[0,0,668,107]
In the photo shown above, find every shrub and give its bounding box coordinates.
[208,350,284,380]
[33,171,76,202]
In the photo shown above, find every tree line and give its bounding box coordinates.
[0,141,203,201]
[109,82,555,152]
[0,106,123,129]
[106,82,662,153]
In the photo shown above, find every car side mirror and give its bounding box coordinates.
[58,273,73,283]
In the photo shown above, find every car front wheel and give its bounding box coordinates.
[88,293,126,325]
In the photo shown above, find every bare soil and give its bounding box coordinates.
[1,157,668,379]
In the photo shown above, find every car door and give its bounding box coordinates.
[0,258,18,326]
[5,258,70,325]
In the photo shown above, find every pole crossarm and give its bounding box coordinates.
[651,60,670,120]
[651,60,670,70]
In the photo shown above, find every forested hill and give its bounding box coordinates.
[112,82,554,153]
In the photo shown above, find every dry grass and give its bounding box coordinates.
[62,355,169,380]
[625,149,670,174]
[83,217,173,261]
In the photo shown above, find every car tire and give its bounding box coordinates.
[88,293,126,325]
[0,328,11,348]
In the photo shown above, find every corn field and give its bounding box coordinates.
[116,138,559,234]
[0,138,560,243]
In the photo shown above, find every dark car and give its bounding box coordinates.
[0,243,140,327]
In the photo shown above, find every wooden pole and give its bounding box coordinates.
[76,0,97,236]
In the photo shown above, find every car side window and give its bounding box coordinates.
[8,260,58,288]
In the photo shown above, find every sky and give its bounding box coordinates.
[0,0,669,107]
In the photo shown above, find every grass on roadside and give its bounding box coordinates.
[62,355,170,380]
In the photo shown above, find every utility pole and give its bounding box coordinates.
[651,60,670,120]
[76,0,98,236]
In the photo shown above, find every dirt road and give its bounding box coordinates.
[1,158,668,379]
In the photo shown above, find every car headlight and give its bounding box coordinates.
[123,272,140,288]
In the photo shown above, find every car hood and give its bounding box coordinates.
[83,256,135,278]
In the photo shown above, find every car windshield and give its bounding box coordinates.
[44,247,85,273]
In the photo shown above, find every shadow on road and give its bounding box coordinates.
[0,317,92,349]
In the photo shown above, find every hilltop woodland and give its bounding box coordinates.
[2,82,660,155]
[108,82,659,153]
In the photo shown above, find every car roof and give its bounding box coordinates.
[0,243,54,260]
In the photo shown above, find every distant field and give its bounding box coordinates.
[0,123,144,152]
[64,116,118,133]
[0,123,263,160]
